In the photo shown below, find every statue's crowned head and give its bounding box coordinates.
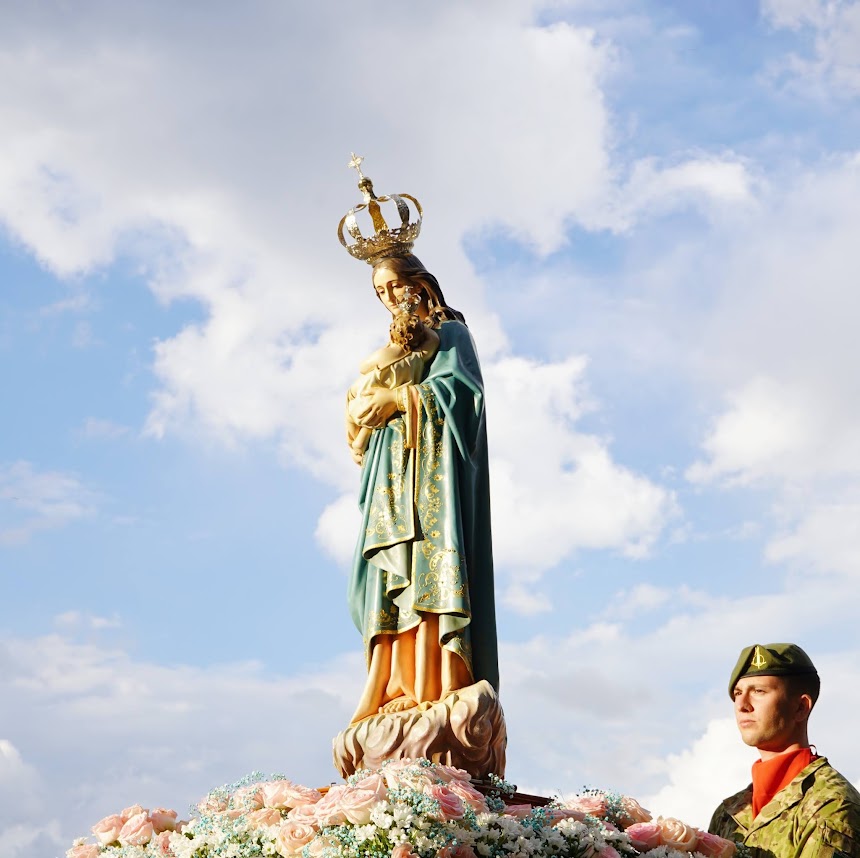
[338,153,423,265]
[339,155,466,327]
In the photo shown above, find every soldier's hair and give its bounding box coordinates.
[785,672,821,710]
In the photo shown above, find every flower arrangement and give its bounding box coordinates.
[67,759,737,858]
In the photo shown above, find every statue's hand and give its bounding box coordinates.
[354,387,398,428]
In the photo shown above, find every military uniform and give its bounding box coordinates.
[710,755,860,856]
[711,643,860,857]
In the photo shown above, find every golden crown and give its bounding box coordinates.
[338,153,423,265]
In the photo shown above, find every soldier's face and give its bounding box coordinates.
[732,675,807,753]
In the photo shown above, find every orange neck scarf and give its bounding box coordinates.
[751,747,815,818]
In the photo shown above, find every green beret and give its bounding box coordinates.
[728,642,818,698]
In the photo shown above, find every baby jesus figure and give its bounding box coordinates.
[346,300,439,465]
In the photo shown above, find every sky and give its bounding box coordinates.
[2,0,860,854]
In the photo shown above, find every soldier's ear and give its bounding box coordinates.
[795,692,814,723]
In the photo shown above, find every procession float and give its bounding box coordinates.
[66,157,738,858]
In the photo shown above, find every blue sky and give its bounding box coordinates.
[2,1,860,856]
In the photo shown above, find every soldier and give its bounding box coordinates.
[709,643,860,857]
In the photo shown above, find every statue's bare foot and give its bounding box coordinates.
[379,696,418,714]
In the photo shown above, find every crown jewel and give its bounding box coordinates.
[338,153,423,265]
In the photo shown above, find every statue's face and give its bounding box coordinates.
[372,267,415,316]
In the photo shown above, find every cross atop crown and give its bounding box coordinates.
[347,153,366,181]
[337,154,423,265]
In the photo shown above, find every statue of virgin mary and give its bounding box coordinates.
[338,157,499,727]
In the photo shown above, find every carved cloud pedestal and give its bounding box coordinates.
[333,680,507,781]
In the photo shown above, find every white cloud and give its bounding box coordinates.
[0,740,59,858]
[687,375,821,486]
[0,822,64,858]
[54,611,123,631]
[605,583,674,620]
[71,319,96,348]
[766,501,860,577]
[80,417,130,440]
[487,355,676,585]
[645,718,756,826]
[0,461,98,545]
[38,292,93,316]
[0,628,362,857]
[761,0,831,29]
[761,0,860,95]
[596,156,754,232]
[0,740,41,811]
[676,152,860,586]
[315,492,361,567]
[502,581,553,615]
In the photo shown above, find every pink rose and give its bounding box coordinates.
[232,785,264,812]
[545,807,587,824]
[119,811,154,846]
[438,846,477,858]
[150,808,178,834]
[275,821,317,856]
[432,765,473,784]
[66,845,100,858]
[287,803,319,826]
[92,813,124,844]
[657,817,698,852]
[352,773,387,796]
[339,784,385,825]
[261,780,295,810]
[619,796,652,826]
[306,835,334,857]
[384,769,433,790]
[600,848,621,858]
[390,845,418,858]
[565,794,608,818]
[503,804,533,819]
[175,820,189,833]
[695,830,737,858]
[424,784,465,820]
[121,804,147,822]
[262,780,323,810]
[381,760,434,790]
[154,830,175,855]
[625,822,662,850]
[313,785,349,827]
[447,779,488,813]
[198,793,229,814]
[248,807,283,827]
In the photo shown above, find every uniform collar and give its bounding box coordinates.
[751,747,816,818]
[731,757,829,834]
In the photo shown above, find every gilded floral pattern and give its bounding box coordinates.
[364,419,413,550]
